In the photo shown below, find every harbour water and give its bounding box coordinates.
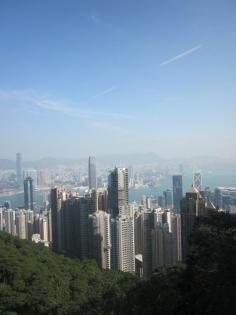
[1,173,236,208]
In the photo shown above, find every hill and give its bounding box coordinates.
[123,212,236,314]
[0,233,137,315]
[0,212,236,314]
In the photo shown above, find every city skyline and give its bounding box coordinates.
[1,153,236,282]
[0,1,235,313]
[0,0,236,159]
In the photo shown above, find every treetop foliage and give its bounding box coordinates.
[0,211,236,315]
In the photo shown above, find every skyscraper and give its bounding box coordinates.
[16,210,27,239]
[24,177,34,210]
[10,210,16,236]
[108,167,135,273]
[97,189,108,212]
[51,190,91,259]
[142,195,152,210]
[48,210,52,243]
[111,215,135,273]
[180,186,215,261]
[77,197,90,258]
[88,156,97,189]
[88,189,98,213]
[143,210,155,277]
[61,197,80,256]
[89,210,111,269]
[214,187,236,212]
[108,167,129,218]
[5,209,15,235]
[134,211,144,256]
[23,169,38,188]
[176,213,182,262]
[0,208,3,231]
[193,172,202,191]
[151,224,176,269]
[50,188,67,252]
[16,152,22,187]
[39,217,49,241]
[172,175,183,213]
[163,189,173,209]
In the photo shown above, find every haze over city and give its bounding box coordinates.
[1,0,236,159]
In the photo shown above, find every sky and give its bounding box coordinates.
[0,0,236,160]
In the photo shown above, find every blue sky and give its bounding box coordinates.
[0,0,236,159]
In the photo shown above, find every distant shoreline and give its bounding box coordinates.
[0,187,50,198]
[0,189,23,197]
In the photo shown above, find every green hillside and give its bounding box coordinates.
[0,232,137,315]
[0,211,236,315]
[124,212,236,315]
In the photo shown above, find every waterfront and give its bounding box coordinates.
[1,173,236,209]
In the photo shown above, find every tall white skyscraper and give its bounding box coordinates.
[10,210,16,236]
[39,217,49,241]
[4,209,13,234]
[16,210,27,239]
[16,152,23,187]
[0,207,3,231]
[48,210,52,243]
[89,210,111,269]
[88,156,97,189]
[108,167,135,273]
[25,209,34,240]
[112,215,135,273]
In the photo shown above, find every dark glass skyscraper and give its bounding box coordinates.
[163,189,173,208]
[51,189,90,258]
[180,186,215,260]
[88,156,97,189]
[172,175,183,213]
[108,167,129,218]
[24,177,34,210]
[16,152,22,187]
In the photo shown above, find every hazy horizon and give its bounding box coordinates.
[1,0,236,159]
[1,152,236,163]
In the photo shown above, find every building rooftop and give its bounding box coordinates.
[187,185,199,194]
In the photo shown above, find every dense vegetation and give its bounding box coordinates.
[123,211,236,315]
[0,211,236,314]
[0,233,138,315]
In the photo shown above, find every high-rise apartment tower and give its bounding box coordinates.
[88,156,97,189]
[24,177,34,210]
[172,175,183,213]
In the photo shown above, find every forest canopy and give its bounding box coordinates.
[0,211,236,315]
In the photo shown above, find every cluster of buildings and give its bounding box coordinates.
[1,154,235,278]
[16,153,51,189]
[14,153,106,191]
[50,159,215,277]
[0,206,51,245]
[0,156,51,243]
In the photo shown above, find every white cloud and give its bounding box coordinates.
[160,45,202,66]
[92,86,117,99]
[0,89,135,120]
